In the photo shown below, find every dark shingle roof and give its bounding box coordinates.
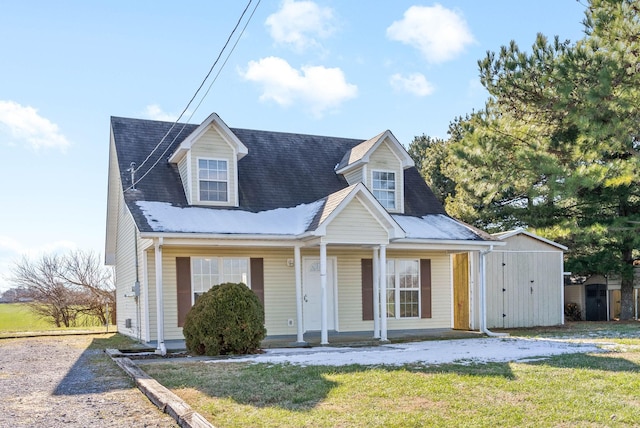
[110,116,447,233]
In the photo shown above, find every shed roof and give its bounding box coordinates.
[492,228,568,251]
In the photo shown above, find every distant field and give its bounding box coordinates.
[0,303,111,334]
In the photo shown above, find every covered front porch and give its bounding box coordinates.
[153,328,484,351]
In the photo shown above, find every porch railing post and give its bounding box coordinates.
[320,242,329,345]
[294,244,305,344]
[372,247,380,339]
[379,244,388,342]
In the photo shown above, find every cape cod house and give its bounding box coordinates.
[106,113,503,353]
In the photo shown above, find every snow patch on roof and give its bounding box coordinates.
[136,200,324,235]
[392,214,481,240]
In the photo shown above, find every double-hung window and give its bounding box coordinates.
[191,257,249,302]
[385,259,420,318]
[198,158,228,202]
[372,170,396,210]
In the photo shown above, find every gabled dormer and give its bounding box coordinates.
[334,130,414,214]
[168,113,248,207]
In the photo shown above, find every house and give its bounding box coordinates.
[565,268,640,321]
[105,113,503,353]
[485,229,567,328]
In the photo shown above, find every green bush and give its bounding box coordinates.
[183,282,266,356]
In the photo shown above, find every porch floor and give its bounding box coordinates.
[157,329,483,351]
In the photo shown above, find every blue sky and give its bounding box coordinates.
[0,0,587,291]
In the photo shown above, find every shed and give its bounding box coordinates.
[485,229,567,328]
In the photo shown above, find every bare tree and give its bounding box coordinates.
[9,251,115,328]
[10,254,81,327]
[61,250,115,325]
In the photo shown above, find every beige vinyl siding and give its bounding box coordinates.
[145,249,157,341]
[190,126,237,206]
[149,245,454,341]
[154,247,298,340]
[303,248,452,332]
[105,136,121,264]
[324,197,389,244]
[344,168,363,186]
[367,139,403,213]
[386,250,452,330]
[177,155,191,204]
[114,195,139,337]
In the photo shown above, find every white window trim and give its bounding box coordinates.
[196,157,229,204]
[371,169,397,211]
[190,257,250,305]
[386,258,421,319]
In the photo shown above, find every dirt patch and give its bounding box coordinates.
[0,335,178,427]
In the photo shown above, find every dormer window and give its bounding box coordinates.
[372,170,396,210]
[198,158,228,202]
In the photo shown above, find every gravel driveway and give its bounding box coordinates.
[0,334,177,427]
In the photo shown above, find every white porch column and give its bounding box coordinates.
[469,251,476,331]
[379,244,388,342]
[372,247,380,339]
[294,244,306,344]
[154,238,166,356]
[320,242,329,345]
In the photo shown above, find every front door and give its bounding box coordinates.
[303,258,336,331]
[585,284,608,321]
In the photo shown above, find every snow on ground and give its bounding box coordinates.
[206,337,603,367]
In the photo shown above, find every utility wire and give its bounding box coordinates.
[130,0,262,190]
[128,0,257,190]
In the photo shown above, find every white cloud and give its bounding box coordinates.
[143,104,181,122]
[241,56,357,117]
[390,73,435,96]
[386,4,475,64]
[0,100,70,151]
[265,0,336,52]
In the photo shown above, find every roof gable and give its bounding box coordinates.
[493,228,568,251]
[335,130,414,174]
[167,113,248,164]
[309,183,405,239]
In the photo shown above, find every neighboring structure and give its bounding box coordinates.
[565,268,640,321]
[484,229,567,329]
[106,113,502,353]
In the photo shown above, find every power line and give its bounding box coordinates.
[127,0,258,190]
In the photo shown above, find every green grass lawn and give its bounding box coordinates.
[0,303,112,336]
[143,324,640,427]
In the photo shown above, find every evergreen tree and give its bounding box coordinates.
[407,134,454,204]
[445,0,639,318]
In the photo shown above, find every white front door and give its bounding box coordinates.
[303,258,336,332]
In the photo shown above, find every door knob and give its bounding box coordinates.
[303,294,308,302]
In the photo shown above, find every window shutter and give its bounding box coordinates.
[250,258,264,306]
[176,257,191,327]
[361,259,374,320]
[420,259,432,318]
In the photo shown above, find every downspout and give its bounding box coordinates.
[479,245,509,337]
[134,228,141,342]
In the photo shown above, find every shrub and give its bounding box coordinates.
[183,282,266,356]
[564,302,582,321]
